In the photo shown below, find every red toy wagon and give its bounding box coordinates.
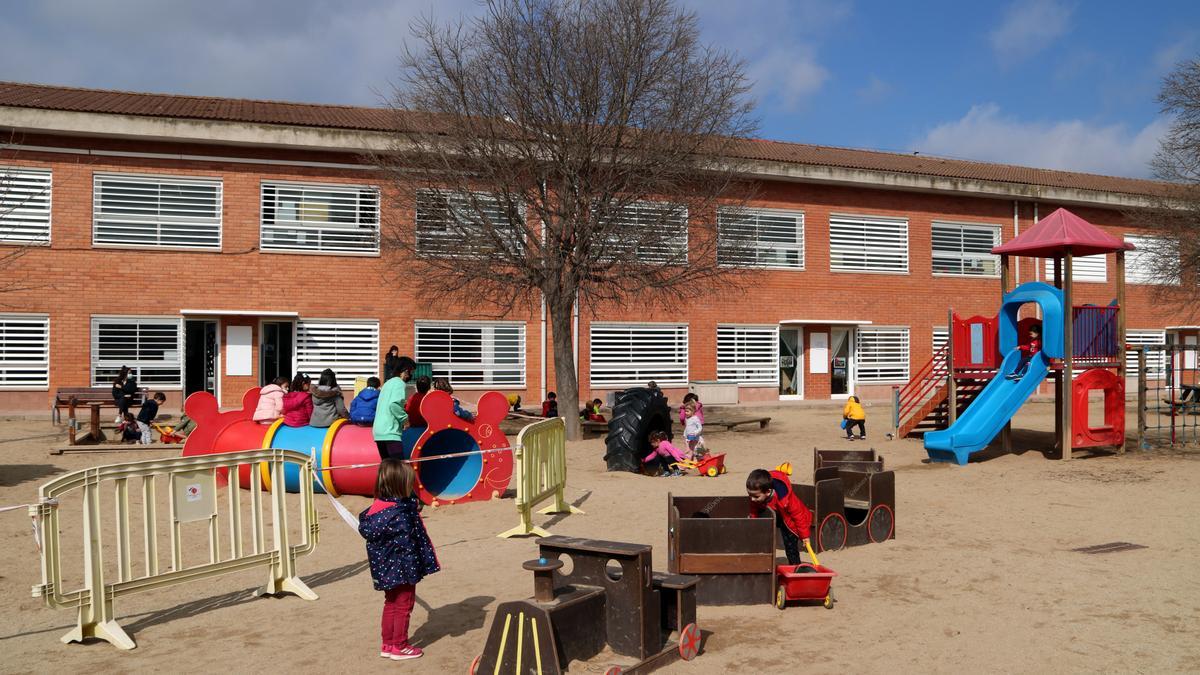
[774,542,837,610]
[674,453,727,477]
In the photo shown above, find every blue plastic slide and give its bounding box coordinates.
[924,282,1064,465]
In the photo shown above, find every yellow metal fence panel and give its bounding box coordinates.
[498,417,583,538]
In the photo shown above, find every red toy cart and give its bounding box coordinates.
[774,542,837,610]
[674,453,727,477]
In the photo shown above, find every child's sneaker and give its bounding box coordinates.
[380,645,394,658]
[390,645,423,661]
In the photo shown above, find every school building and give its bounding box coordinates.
[0,81,1195,417]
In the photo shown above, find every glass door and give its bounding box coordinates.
[779,327,802,398]
[260,321,294,385]
[830,327,853,398]
[185,320,218,396]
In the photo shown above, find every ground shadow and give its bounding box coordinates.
[409,595,494,648]
[0,432,64,446]
[0,464,63,487]
[537,490,592,531]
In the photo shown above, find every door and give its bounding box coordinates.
[830,327,853,398]
[260,321,294,385]
[185,320,218,396]
[779,327,802,398]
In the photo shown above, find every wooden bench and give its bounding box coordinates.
[707,416,771,431]
[580,420,609,434]
[52,386,147,424]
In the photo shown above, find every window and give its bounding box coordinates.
[605,201,688,264]
[0,167,52,245]
[1126,329,1166,379]
[931,222,1000,276]
[1043,254,1106,283]
[1124,234,1176,285]
[590,323,688,387]
[717,325,778,384]
[415,190,523,257]
[94,173,222,249]
[295,320,380,383]
[261,182,379,254]
[855,327,910,382]
[0,314,49,389]
[933,327,949,354]
[717,207,804,269]
[91,317,182,387]
[829,214,908,273]
[415,321,526,387]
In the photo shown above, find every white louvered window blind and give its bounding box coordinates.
[0,167,52,245]
[717,207,804,269]
[855,326,910,383]
[91,317,182,387]
[295,320,380,384]
[1124,234,1176,285]
[415,190,524,257]
[1043,254,1106,283]
[829,215,909,273]
[93,174,222,249]
[414,321,526,387]
[604,201,688,264]
[1126,330,1166,379]
[0,314,49,389]
[717,325,779,384]
[931,222,1000,276]
[261,182,380,254]
[933,328,949,354]
[590,323,688,387]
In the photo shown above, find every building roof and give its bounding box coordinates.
[0,80,1174,199]
[992,207,1135,257]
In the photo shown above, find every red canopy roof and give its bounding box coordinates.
[992,207,1134,257]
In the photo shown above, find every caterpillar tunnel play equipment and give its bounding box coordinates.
[182,388,513,505]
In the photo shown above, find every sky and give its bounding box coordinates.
[0,0,1196,179]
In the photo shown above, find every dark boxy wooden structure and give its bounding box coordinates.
[667,494,775,605]
[799,450,896,552]
[473,536,701,674]
[813,448,885,474]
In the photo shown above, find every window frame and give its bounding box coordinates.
[1123,233,1177,286]
[828,213,910,275]
[294,319,381,384]
[717,206,805,270]
[854,326,911,384]
[930,221,1001,278]
[589,322,689,388]
[92,172,223,251]
[1126,329,1167,379]
[0,313,50,390]
[0,166,52,246]
[414,320,527,389]
[603,201,689,265]
[90,315,184,388]
[716,324,780,385]
[414,189,525,258]
[1043,254,1107,283]
[260,180,381,256]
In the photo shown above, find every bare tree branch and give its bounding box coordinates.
[0,130,53,303]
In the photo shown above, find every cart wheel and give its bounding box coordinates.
[706,467,718,477]
[823,594,834,610]
[469,655,481,674]
[818,512,848,552]
[868,504,894,543]
[775,584,787,610]
[678,623,701,660]
[605,667,623,675]
[719,465,727,474]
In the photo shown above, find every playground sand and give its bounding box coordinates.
[1,400,1198,674]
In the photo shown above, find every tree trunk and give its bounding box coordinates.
[548,298,581,440]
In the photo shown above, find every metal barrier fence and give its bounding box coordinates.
[30,448,319,649]
[498,417,582,538]
[1135,345,1200,448]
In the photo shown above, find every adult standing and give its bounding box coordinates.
[383,345,402,382]
[111,365,130,424]
[374,356,416,459]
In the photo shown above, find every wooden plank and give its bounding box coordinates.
[677,552,773,574]
[52,442,182,456]
[652,571,698,590]
[540,535,651,557]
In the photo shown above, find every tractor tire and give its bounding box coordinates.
[604,388,673,472]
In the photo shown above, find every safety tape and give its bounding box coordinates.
[323,490,360,531]
[0,499,57,555]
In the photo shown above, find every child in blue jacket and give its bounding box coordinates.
[350,377,381,424]
[358,459,440,661]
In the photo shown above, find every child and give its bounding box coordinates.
[282,373,313,427]
[117,411,141,443]
[642,430,687,476]
[581,398,606,423]
[310,368,349,428]
[842,395,866,440]
[506,393,522,412]
[358,459,440,661]
[432,377,474,422]
[683,402,705,457]
[350,377,382,424]
[405,375,432,428]
[679,392,704,426]
[541,391,558,418]
[136,391,166,445]
[253,377,288,422]
[747,467,813,565]
[374,357,416,460]
[1007,325,1042,380]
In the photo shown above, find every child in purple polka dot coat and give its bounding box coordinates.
[358,459,440,661]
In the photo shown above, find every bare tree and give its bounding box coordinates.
[1126,57,1200,310]
[375,0,758,439]
[0,131,52,298]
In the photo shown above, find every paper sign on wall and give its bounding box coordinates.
[810,333,829,374]
[226,325,252,376]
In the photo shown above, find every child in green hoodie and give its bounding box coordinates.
[373,357,416,459]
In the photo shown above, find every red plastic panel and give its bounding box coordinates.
[1071,368,1125,448]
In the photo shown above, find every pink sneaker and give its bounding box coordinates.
[390,645,423,661]
[380,645,394,658]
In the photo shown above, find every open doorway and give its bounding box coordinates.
[184,320,218,397]
[830,327,854,398]
[779,327,803,399]
[260,321,294,385]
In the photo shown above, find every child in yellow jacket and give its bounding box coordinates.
[843,395,866,440]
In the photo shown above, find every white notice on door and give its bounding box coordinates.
[810,333,829,374]
[226,325,252,376]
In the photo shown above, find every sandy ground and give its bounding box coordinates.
[1,400,1199,674]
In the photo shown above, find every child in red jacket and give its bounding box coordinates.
[747,467,812,565]
[1007,324,1042,380]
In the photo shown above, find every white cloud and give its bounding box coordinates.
[989,0,1073,67]
[1153,31,1199,74]
[912,103,1168,178]
[856,75,892,103]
